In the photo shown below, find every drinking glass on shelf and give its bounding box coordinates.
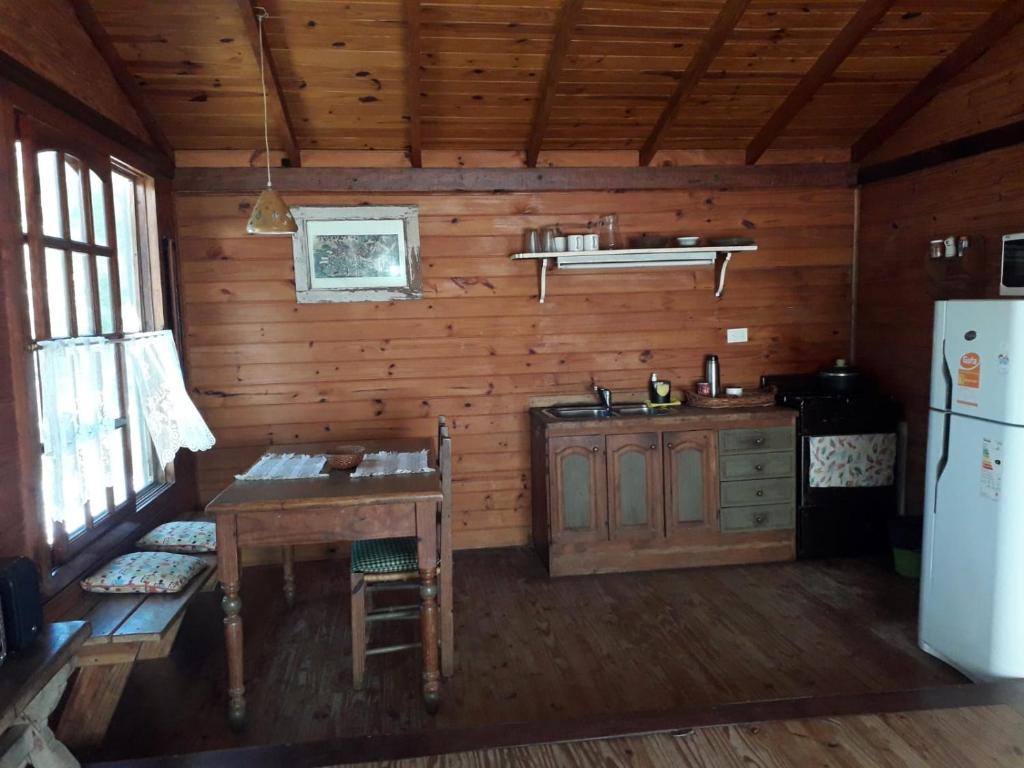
[523,228,541,254]
[598,214,619,250]
[541,225,561,253]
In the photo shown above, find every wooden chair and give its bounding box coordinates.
[350,417,454,689]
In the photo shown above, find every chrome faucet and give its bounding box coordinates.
[592,383,612,413]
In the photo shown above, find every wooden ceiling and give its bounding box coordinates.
[84,0,1020,164]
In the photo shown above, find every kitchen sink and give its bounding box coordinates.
[543,405,612,419]
[543,402,677,419]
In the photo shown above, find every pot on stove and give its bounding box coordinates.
[818,359,868,395]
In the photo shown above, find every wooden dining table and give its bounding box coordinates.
[205,438,444,728]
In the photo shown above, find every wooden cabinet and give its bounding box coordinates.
[606,432,662,540]
[548,434,607,542]
[663,430,717,537]
[531,408,797,577]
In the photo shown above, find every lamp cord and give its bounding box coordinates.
[256,6,272,189]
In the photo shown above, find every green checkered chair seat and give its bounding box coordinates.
[351,537,422,575]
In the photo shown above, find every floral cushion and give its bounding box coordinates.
[137,521,216,553]
[81,551,206,594]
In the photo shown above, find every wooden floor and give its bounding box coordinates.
[347,704,1024,767]
[89,547,964,762]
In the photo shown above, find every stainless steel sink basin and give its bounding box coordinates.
[612,403,652,416]
[543,402,662,419]
[543,405,612,419]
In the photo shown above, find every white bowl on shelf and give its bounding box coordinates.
[675,236,701,247]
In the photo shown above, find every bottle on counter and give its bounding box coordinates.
[649,372,671,404]
[704,355,721,397]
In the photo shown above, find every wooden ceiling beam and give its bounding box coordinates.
[235,0,301,167]
[745,0,896,165]
[851,0,1024,163]
[404,0,423,167]
[69,0,174,163]
[174,164,856,194]
[526,0,585,168]
[638,0,752,167]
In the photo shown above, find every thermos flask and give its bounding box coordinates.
[704,355,721,397]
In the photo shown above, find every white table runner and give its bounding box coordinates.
[235,452,328,480]
[351,449,432,478]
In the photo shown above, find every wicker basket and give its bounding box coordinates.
[326,445,366,471]
[684,387,776,409]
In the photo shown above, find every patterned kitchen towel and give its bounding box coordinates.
[808,433,896,488]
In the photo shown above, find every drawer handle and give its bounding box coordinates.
[753,437,765,446]
[754,513,767,525]
[649,444,656,450]
[667,442,673,449]
[592,446,599,453]
[756,489,764,497]
[754,464,764,472]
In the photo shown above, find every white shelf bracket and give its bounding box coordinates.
[715,252,733,299]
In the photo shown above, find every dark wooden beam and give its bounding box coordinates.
[235,0,301,167]
[0,50,172,177]
[638,0,752,167]
[526,0,585,167]
[69,0,174,163]
[858,117,1024,185]
[851,0,1024,163]
[745,0,897,165]
[404,0,423,167]
[174,163,856,194]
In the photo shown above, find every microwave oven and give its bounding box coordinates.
[1002,233,1024,296]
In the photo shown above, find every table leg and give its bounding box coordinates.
[282,545,296,608]
[416,501,441,713]
[217,516,246,730]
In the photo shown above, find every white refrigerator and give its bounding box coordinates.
[920,299,1024,681]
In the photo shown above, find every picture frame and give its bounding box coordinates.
[291,205,422,303]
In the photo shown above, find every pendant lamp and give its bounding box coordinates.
[246,7,297,235]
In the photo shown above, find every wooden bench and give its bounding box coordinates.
[0,621,90,768]
[50,554,218,751]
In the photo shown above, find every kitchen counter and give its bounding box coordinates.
[530,404,798,576]
[532,404,796,429]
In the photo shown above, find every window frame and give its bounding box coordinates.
[17,114,174,568]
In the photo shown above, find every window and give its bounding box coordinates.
[16,117,170,564]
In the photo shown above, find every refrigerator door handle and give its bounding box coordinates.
[933,412,951,513]
[941,339,953,412]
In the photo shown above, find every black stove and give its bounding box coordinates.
[762,373,903,559]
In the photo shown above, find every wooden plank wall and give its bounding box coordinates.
[856,145,1021,517]
[179,184,854,550]
[862,23,1024,164]
[855,23,1024,517]
[0,0,146,139]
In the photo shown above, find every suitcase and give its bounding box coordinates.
[0,557,42,652]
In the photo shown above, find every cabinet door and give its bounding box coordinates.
[606,432,662,540]
[548,434,607,542]
[663,430,718,536]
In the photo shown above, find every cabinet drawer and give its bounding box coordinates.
[720,477,795,507]
[720,504,795,533]
[719,451,794,481]
[719,426,794,454]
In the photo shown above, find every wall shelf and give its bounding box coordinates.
[510,245,757,303]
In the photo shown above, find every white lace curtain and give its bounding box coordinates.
[37,331,214,530]
[123,330,215,467]
[37,337,119,531]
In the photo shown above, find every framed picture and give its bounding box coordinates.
[291,206,421,303]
